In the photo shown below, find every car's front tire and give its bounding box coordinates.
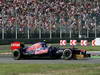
[62,49,72,60]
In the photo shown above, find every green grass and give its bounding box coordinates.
[91,56,100,58]
[0,45,11,53]
[0,64,100,75]
[76,46,100,51]
[0,44,11,53]
[0,44,100,53]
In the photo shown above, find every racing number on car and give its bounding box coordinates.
[60,40,67,46]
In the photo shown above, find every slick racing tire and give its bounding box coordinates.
[13,50,22,60]
[62,49,72,60]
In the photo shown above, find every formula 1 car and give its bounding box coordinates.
[10,41,91,60]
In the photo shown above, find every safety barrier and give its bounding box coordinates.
[60,40,98,46]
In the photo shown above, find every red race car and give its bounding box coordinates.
[11,41,91,60]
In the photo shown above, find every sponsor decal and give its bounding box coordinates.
[70,40,77,46]
[60,40,67,46]
[81,40,88,46]
[92,40,96,46]
[27,43,42,51]
[35,49,48,55]
[11,42,21,50]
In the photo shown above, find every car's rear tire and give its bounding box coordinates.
[13,50,22,60]
[62,49,72,60]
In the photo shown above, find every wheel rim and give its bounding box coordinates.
[14,51,19,57]
[13,51,20,59]
[63,49,72,59]
[64,50,71,57]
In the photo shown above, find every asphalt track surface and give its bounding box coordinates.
[0,52,100,64]
[0,56,100,64]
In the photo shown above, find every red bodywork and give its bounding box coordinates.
[11,42,21,50]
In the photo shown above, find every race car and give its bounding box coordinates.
[10,41,91,60]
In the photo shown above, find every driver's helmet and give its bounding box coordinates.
[41,40,47,47]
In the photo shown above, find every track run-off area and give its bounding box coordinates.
[0,51,100,64]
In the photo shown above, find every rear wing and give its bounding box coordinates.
[11,42,24,50]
